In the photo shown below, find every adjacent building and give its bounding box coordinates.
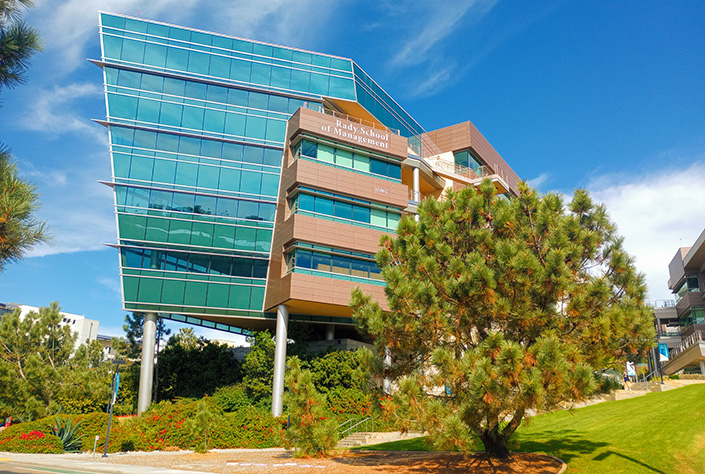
[660,229,705,375]
[0,302,100,351]
[95,12,521,414]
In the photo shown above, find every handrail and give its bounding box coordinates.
[669,330,705,359]
[303,102,400,136]
[337,416,374,439]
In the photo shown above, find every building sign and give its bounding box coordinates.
[320,120,390,150]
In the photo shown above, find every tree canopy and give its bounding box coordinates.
[0,0,41,91]
[351,181,655,458]
[0,302,111,419]
[0,146,48,269]
[0,1,46,268]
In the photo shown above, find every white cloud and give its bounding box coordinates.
[21,151,115,257]
[586,160,705,301]
[28,0,339,75]
[528,172,550,190]
[390,0,498,68]
[380,0,498,98]
[408,60,456,98]
[13,82,106,142]
[97,276,122,298]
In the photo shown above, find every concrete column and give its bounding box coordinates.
[137,312,157,415]
[700,360,705,376]
[325,324,335,341]
[271,304,289,417]
[412,167,420,222]
[383,347,392,394]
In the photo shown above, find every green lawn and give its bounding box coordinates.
[359,384,705,473]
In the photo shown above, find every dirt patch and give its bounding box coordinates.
[99,448,564,473]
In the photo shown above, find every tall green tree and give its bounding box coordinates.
[157,337,242,401]
[0,0,41,91]
[351,181,655,458]
[0,146,48,269]
[0,302,113,419]
[242,330,275,402]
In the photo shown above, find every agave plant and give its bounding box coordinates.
[50,416,85,453]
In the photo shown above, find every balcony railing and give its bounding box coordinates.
[303,102,400,136]
[408,189,420,203]
[652,299,676,308]
[669,330,705,359]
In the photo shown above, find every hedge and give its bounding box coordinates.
[0,430,63,453]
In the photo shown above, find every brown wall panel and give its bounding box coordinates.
[423,121,520,193]
[288,107,408,159]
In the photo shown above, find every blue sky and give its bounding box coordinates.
[1,0,704,342]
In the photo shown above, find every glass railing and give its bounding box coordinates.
[653,299,676,308]
[302,102,400,135]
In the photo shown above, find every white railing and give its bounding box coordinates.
[653,299,676,308]
[303,102,400,136]
[669,330,705,358]
[409,189,420,203]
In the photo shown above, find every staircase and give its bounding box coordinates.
[610,378,705,400]
[336,431,425,449]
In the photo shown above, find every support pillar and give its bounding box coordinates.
[700,360,705,376]
[271,304,289,417]
[383,347,392,394]
[137,312,157,415]
[325,324,335,341]
[412,167,420,222]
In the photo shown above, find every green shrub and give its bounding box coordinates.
[210,406,283,449]
[210,384,253,412]
[126,399,200,451]
[669,374,680,380]
[326,387,371,421]
[0,413,131,454]
[0,431,63,453]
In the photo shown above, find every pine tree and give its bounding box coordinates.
[351,181,655,458]
[283,357,338,457]
[0,147,48,269]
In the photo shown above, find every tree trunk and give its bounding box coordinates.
[479,430,510,459]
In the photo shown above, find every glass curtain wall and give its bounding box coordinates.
[100,13,357,317]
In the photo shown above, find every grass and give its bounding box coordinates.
[358,384,705,473]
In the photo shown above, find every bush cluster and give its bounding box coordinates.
[0,430,63,453]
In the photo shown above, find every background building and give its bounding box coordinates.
[659,229,705,375]
[0,302,100,351]
[96,12,521,414]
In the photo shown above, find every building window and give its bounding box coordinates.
[679,307,705,329]
[453,149,483,175]
[293,139,401,181]
[120,247,268,279]
[675,275,700,302]
[284,242,383,285]
[288,188,401,231]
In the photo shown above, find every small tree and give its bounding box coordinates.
[242,330,275,402]
[284,357,338,458]
[185,399,219,453]
[352,181,655,458]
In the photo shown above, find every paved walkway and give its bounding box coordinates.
[0,451,212,474]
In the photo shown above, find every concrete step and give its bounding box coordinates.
[336,431,425,449]
[613,389,649,400]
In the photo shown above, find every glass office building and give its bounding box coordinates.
[96,12,521,413]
